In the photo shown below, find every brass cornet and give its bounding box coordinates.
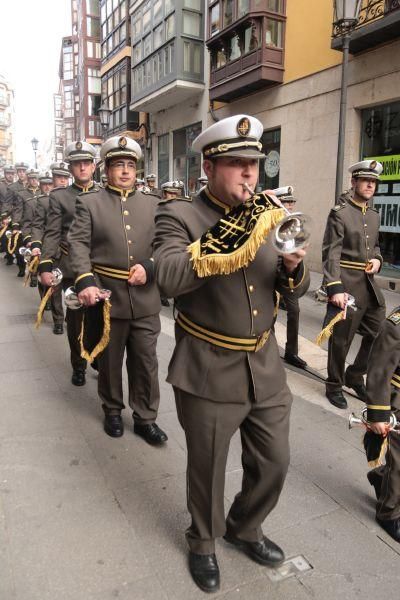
[243,184,311,254]
[19,246,33,263]
[348,407,398,431]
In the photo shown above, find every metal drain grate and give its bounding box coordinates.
[7,314,37,324]
[267,555,313,582]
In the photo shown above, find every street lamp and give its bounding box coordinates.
[98,103,111,140]
[333,0,362,203]
[31,137,39,169]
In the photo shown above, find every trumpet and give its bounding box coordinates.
[64,286,112,310]
[348,407,398,431]
[19,246,33,263]
[243,184,311,254]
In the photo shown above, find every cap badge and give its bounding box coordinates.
[75,141,83,150]
[60,162,65,169]
[118,136,127,148]
[370,160,377,169]
[237,117,250,138]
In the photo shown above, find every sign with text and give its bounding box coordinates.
[373,196,400,233]
[366,155,400,181]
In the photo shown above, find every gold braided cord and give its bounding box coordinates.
[35,287,53,329]
[7,232,20,255]
[0,223,8,239]
[315,309,345,346]
[79,299,112,364]
[24,256,40,287]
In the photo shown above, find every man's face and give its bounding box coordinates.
[147,179,155,188]
[17,169,27,183]
[135,183,144,191]
[69,160,95,185]
[40,182,53,195]
[106,158,136,190]
[53,174,69,188]
[352,177,377,202]
[28,177,39,188]
[203,156,259,207]
[282,200,296,214]
[4,172,14,183]
[163,190,179,200]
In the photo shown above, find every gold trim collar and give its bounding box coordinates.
[204,186,231,215]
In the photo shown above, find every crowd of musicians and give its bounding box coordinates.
[0,114,399,593]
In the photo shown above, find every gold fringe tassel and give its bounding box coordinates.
[367,437,388,468]
[7,232,20,255]
[0,223,8,239]
[187,208,285,277]
[24,255,40,287]
[35,286,53,329]
[79,299,112,364]
[315,310,345,346]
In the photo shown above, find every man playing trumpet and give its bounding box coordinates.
[154,114,310,592]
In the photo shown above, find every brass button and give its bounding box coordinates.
[122,198,127,202]
[129,255,134,260]
[124,210,129,216]
[364,223,367,227]
[367,246,370,250]
[366,235,369,238]
[128,240,132,244]
[253,309,258,316]
[249,285,254,292]
[126,225,131,230]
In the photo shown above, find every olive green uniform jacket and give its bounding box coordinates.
[11,186,41,229]
[2,180,25,220]
[322,197,384,307]
[67,185,161,320]
[38,182,96,280]
[153,189,310,403]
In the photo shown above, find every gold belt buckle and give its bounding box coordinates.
[254,330,270,352]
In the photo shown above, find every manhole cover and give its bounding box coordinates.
[267,555,313,582]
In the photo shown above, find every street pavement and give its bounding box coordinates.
[1,260,400,600]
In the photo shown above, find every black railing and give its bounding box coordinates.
[332,0,399,37]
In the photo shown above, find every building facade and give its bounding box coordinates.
[129,0,207,192]
[205,0,400,287]
[0,73,15,168]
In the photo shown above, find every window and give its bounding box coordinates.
[183,11,201,37]
[87,0,100,15]
[265,20,283,47]
[238,0,249,18]
[166,13,175,39]
[133,42,142,64]
[210,4,220,36]
[193,45,201,74]
[132,14,141,39]
[87,16,100,37]
[259,128,281,191]
[154,0,163,21]
[183,42,202,75]
[154,23,163,49]
[223,0,233,27]
[183,42,191,72]
[165,0,174,15]
[266,0,284,13]
[158,133,169,186]
[143,33,152,57]
[173,123,201,194]
[216,48,226,68]
[88,68,101,93]
[184,0,201,9]
[229,35,241,61]
[143,2,151,33]
[244,24,259,54]
[88,94,101,116]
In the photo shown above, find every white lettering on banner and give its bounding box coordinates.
[373,196,400,233]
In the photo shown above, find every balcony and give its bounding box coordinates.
[332,0,400,53]
[206,1,286,102]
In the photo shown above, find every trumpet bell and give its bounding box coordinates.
[19,247,32,263]
[5,230,12,239]
[64,286,82,310]
[272,212,311,255]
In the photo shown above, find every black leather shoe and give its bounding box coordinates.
[224,533,285,567]
[188,552,220,593]
[71,370,86,386]
[367,469,382,500]
[53,324,64,335]
[161,296,170,307]
[90,357,99,371]
[345,382,367,402]
[284,352,307,369]
[326,390,348,409]
[104,414,124,438]
[376,516,400,543]
[133,422,168,445]
[29,278,38,287]
[6,257,13,265]
[17,268,25,277]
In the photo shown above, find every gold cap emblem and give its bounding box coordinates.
[118,136,127,148]
[75,141,83,150]
[237,117,250,138]
[370,160,377,169]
